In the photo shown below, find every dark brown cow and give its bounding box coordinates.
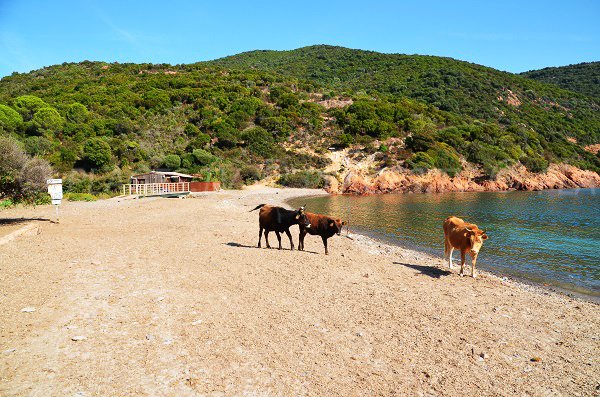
[298,212,346,255]
[443,216,488,277]
[250,204,310,250]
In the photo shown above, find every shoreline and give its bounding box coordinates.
[282,188,600,304]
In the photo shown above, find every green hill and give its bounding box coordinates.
[211,46,600,145]
[521,62,600,98]
[0,46,598,195]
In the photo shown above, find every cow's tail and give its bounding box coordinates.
[249,204,266,212]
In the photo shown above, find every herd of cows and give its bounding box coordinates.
[250,204,489,278]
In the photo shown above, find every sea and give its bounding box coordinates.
[289,188,600,298]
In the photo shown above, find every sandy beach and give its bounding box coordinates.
[1,187,598,396]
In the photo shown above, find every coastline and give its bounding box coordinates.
[1,186,599,395]
[284,188,600,304]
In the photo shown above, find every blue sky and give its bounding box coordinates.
[0,0,598,78]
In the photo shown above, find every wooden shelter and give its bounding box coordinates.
[130,171,193,184]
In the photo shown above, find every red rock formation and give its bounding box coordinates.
[333,164,600,194]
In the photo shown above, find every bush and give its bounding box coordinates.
[337,133,354,148]
[32,107,64,136]
[0,104,23,133]
[192,149,215,166]
[278,171,325,188]
[405,152,434,174]
[64,192,97,202]
[240,165,262,184]
[0,135,53,203]
[163,154,181,170]
[521,155,549,173]
[83,137,112,170]
[242,127,275,158]
[66,103,89,123]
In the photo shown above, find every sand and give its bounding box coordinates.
[0,187,598,396]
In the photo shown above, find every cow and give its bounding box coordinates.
[443,216,488,278]
[250,204,310,250]
[298,212,346,255]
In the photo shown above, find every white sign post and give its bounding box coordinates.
[47,179,62,223]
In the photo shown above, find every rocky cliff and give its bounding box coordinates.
[328,163,600,194]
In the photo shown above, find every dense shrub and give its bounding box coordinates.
[83,137,112,170]
[0,136,53,203]
[163,154,182,170]
[278,171,325,188]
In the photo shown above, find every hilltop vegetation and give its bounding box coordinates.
[0,46,598,195]
[521,62,600,98]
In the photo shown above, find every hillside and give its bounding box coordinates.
[521,62,600,98]
[0,46,599,196]
[211,46,600,145]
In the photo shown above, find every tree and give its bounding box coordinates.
[13,95,48,121]
[83,137,112,170]
[242,127,274,158]
[32,107,64,136]
[0,104,23,133]
[163,154,181,170]
[0,136,52,203]
[66,102,89,123]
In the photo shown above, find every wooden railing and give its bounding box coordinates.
[122,182,190,196]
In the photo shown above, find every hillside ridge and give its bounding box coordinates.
[0,45,598,196]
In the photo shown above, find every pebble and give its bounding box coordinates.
[155,296,165,302]
[20,307,36,313]
[163,338,173,345]
[145,334,154,341]
[91,261,101,265]
[192,320,202,325]
[530,357,541,362]
[2,348,16,354]
[66,325,78,330]
[71,335,87,341]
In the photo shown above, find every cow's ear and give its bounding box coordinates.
[329,221,334,227]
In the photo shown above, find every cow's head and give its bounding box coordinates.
[329,218,347,236]
[295,205,311,229]
[465,227,488,255]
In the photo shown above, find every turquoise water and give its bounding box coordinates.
[289,189,600,297]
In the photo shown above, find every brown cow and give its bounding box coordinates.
[298,212,346,255]
[250,204,310,250]
[443,216,488,277]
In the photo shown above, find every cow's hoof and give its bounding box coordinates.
[459,273,464,277]
[472,274,477,278]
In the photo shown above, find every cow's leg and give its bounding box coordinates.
[275,231,282,250]
[322,236,329,255]
[285,229,294,250]
[265,231,271,249]
[258,227,263,248]
[471,253,478,278]
[446,243,454,269]
[298,229,307,251]
[460,250,466,277]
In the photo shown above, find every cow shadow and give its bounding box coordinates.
[0,217,56,225]
[224,242,319,254]
[393,262,451,279]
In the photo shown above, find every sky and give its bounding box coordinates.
[0,0,599,78]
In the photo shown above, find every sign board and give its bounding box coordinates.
[47,179,63,204]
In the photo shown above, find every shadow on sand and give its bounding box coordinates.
[224,242,319,254]
[0,217,56,225]
[393,262,451,279]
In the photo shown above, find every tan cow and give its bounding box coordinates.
[443,216,488,277]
